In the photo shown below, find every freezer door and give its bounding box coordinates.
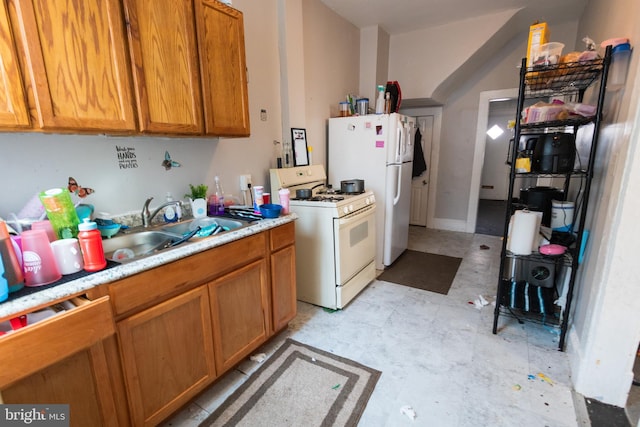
[388,113,416,164]
[383,161,413,266]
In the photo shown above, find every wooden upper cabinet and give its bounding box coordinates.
[12,0,135,131]
[0,1,29,128]
[196,0,250,136]
[123,0,203,134]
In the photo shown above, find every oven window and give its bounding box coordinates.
[350,221,369,247]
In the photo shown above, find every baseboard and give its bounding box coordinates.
[431,218,468,232]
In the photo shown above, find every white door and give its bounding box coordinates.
[410,116,433,226]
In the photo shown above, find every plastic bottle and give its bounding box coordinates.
[77,219,107,272]
[375,85,385,114]
[0,254,8,302]
[163,192,178,223]
[0,221,24,292]
[384,92,391,114]
[278,188,290,214]
[213,176,225,216]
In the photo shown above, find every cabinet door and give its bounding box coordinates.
[12,0,135,131]
[123,0,203,134]
[117,286,215,427]
[271,245,297,332]
[196,0,250,136]
[0,1,29,128]
[209,259,269,373]
[2,341,125,427]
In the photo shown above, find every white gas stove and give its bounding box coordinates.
[270,165,377,309]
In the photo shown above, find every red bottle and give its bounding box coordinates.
[77,219,107,272]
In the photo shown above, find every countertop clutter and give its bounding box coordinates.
[0,214,296,320]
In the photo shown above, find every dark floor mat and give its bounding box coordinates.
[476,199,506,236]
[378,250,461,295]
[585,397,630,427]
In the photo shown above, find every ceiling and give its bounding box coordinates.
[318,0,587,35]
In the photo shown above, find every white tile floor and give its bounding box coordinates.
[163,227,586,426]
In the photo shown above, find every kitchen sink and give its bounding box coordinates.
[102,231,182,262]
[160,217,246,236]
[103,217,249,262]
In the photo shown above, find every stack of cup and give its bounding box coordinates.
[21,229,61,286]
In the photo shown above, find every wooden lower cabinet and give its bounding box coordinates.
[208,258,270,373]
[0,296,128,427]
[270,223,297,333]
[117,286,215,427]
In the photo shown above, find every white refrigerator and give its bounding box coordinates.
[328,113,416,269]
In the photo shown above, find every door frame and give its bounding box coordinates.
[400,106,442,229]
[466,88,518,233]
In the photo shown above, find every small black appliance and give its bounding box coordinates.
[532,133,576,173]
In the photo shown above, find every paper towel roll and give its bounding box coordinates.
[507,210,539,255]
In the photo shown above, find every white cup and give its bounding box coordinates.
[50,238,84,275]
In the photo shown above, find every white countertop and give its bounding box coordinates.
[0,215,297,320]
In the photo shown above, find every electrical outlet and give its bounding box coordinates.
[240,174,252,191]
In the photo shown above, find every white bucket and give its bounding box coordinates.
[551,200,575,232]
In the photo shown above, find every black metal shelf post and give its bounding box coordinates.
[492,46,612,351]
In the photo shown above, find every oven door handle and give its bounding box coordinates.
[337,204,376,226]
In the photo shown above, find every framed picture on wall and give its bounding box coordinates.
[291,128,309,166]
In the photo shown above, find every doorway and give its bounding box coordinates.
[474,98,516,236]
[467,88,518,233]
[401,106,442,229]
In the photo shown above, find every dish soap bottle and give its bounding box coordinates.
[163,192,179,223]
[375,85,385,114]
[213,176,225,216]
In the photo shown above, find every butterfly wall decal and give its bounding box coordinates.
[162,151,181,170]
[68,177,95,198]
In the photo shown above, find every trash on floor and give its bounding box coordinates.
[538,372,554,386]
[250,353,266,363]
[513,384,522,391]
[473,294,490,310]
[332,384,341,390]
[480,244,490,250]
[400,405,416,420]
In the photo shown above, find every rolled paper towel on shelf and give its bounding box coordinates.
[507,210,542,255]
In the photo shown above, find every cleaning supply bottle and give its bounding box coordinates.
[163,192,178,223]
[375,85,385,114]
[77,219,107,272]
[213,176,225,216]
[0,221,24,293]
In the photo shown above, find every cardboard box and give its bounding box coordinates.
[527,22,549,67]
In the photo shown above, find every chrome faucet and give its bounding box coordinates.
[141,197,183,227]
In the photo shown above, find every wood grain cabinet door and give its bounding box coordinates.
[208,259,269,373]
[123,0,203,134]
[196,0,250,136]
[0,1,29,128]
[117,286,216,427]
[12,0,135,131]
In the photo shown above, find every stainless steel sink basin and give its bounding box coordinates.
[160,217,246,236]
[103,217,249,262]
[102,231,182,262]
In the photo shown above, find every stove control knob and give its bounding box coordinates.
[342,206,349,214]
[349,204,354,212]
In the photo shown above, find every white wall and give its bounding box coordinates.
[300,0,360,170]
[568,0,640,406]
[0,0,282,219]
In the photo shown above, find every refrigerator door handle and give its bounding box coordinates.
[392,164,402,206]
[395,127,402,162]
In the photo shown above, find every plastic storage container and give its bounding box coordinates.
[532,42,564,66]
[39,188,81,239]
